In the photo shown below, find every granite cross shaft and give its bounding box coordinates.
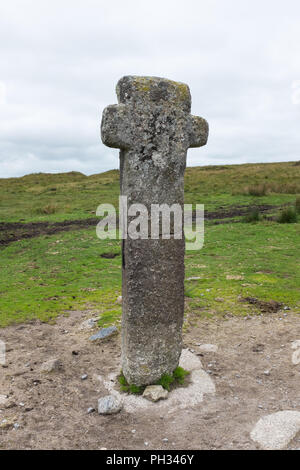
[101,76,208,386]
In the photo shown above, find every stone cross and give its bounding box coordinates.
[101,76,208,386]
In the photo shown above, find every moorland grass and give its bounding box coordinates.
[1,162,300,223]
[0,162,299,327]
[0,220,299,327]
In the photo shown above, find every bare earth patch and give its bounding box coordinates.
[0,311,299,450]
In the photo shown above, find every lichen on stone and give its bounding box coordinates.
[101,75,208,386]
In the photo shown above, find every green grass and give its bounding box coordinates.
[118,372,144,394]
[117,366,190,392]
[0,229,122,326]
[0,220,299,327]
[277,208,298,224]
[0,161,299,328]
[156,367,190,391]
[296,197,300,214]
[0,161,299,223]
[243,208,261,223]
[184,221,300,318]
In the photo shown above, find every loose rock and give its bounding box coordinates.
[0,417,16,430]
[40,358,62,373]
[0,394,8,406]
[143,385,168,402]
[80,318,97,330]
[251,411,300,450]
[291,349,300,365]
[291,340,300,350]
[89,326,118,342]
[98,395,122,415]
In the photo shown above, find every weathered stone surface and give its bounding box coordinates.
[143,385,168,402]
[89,326,118,342]
[250,411,300,449]
[101,76,208,386]
[98,395,122,415]
[99,349,215,414]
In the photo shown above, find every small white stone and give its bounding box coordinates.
[98,395,122,415]
[80,318,97,330]
[292,349,300,365]
[263,370,270,376]
[40,358,62,373]
[0,395,8,406]
[291,340,300,350]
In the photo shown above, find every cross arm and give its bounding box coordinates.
[188,115,209,148]
[101,104,132,150]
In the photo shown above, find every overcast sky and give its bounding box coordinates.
[0,0,300,178]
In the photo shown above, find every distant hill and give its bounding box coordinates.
[0,162,299,223]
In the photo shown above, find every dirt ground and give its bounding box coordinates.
[0,204,279,246]
[0,310,299,450]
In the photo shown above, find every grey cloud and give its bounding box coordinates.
[0,0,300,178]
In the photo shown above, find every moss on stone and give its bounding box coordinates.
[118,366,190,395]
[175,82,190,101]
[134,77,151,93]
[134,77,189,103]
[118,371,145,395]
[156,366,190,391]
